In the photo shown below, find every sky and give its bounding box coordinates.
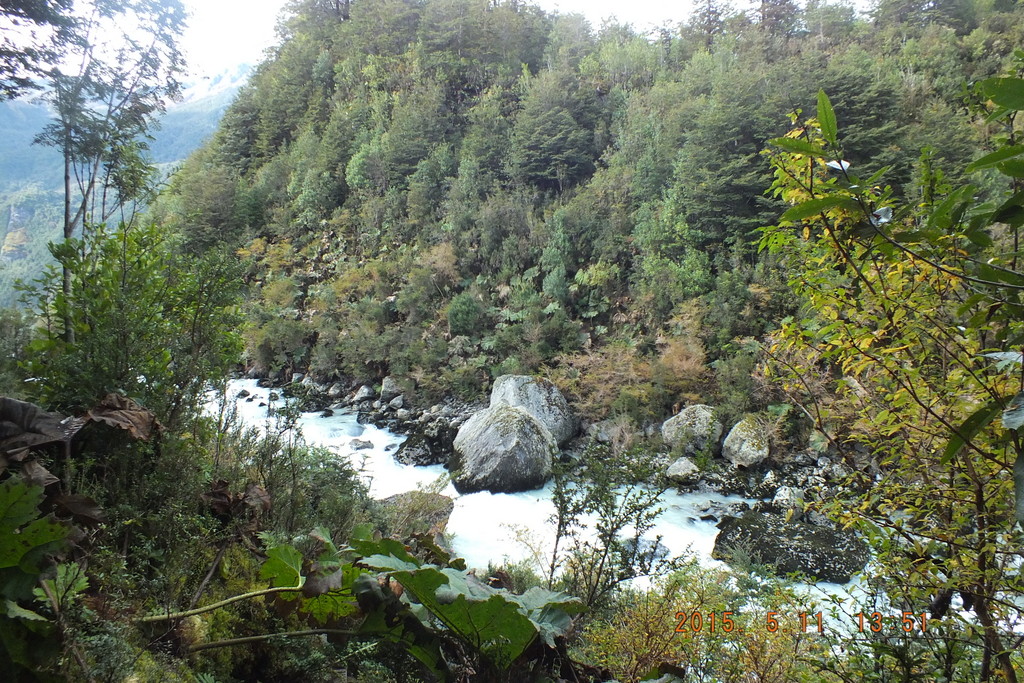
[181,0,703,77]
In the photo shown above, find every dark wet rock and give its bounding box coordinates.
[395,417,459,467]
[713,511,868,583]
[320,409,334,418]
[236,389,250,399]
[351,439,373,450]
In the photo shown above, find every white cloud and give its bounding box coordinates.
[179,0,710,77]
[181,0,286,76]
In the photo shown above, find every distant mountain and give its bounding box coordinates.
[0,64,252,305]
[151,63,253,164]
[0,63,252,189]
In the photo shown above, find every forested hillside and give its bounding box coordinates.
[157,0,1019,424]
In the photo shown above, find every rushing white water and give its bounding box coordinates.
[213,379,846,593]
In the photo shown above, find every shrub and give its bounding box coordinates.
[446,291,487,337]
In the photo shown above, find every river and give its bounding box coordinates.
[217,379,817,583]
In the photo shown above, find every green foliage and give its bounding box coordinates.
[155,0,1019,416]
[358,527,583,676]
[0,307,31,397]
[18,222,242,424]
[547,445,682,610]
[576,562,832,683]
[0,480,69,602]
[446,291,487,338]
[760,75,1024,680]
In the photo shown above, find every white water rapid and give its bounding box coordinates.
[214,379,832,588]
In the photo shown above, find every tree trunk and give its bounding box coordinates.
[62,129,74,344]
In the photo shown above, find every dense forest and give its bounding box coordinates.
[153,0,1015,424]
[5,0,1024,680]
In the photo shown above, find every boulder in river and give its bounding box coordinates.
[395,419,457,466]
[490,375,577,446]
[450,404,556,493]
[380,491,454,541]
[722,416,770,467]
[713,510,868,583]
[661,404,722,456]
[665,456,701,485]
[380,376,403,403]
[353,385,375,402]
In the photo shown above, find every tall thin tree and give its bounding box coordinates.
[33,0,186,342]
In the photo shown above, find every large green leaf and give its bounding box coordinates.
[0,480,48,534]
[517,587,584,646]
[817,90,838,147]
[941,401,1001,465]
[361,540,583,670]
[981,78,1024,110]
[348,532,419,566]
[781,195,860,222]
[0,480,68,574]
[260,545,304,589]
[768,137,827,157]
[966,145,1024,173]
[1003,391,1024,430]
[395,565,536,669]
[355,572,451,682]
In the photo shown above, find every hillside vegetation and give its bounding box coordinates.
[156,0,1018,423]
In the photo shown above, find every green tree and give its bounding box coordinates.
[761,88,1024,681]
[688,0,730,50]
[0,0,75,99]
[508,71,595,191]
[33,0,186,343]
[19,222,242,426]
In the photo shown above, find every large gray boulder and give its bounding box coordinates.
[490,375,577,446]
[665,456,701,485]
[661,404,722,456]
[380,376,403,403]
[450,404,556,493]
[722,416,770,467]
[713,511,867,583]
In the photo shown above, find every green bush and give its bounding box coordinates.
[446,291,487,338]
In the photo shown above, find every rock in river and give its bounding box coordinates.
[490,374,577,446]
[713,510,868,583]
[722,415,770,467]
[450,404,556,493]
[661,404,722,456]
